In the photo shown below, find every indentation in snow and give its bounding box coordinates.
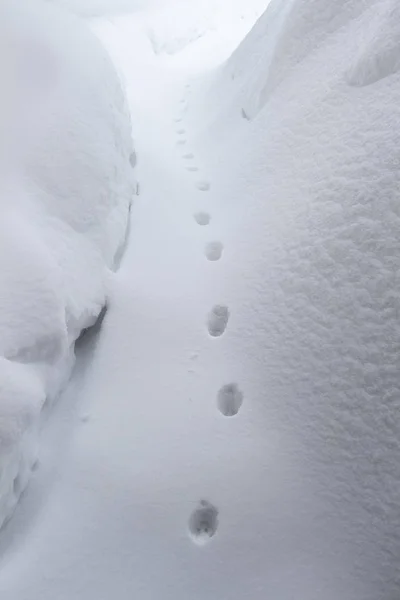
[217,383,243,417]
[194,212,210,226]
[129,151,137,167]
[188,500,218,545]
[196,181,210,191]
[207,305,229,337]
[205,241,223,261]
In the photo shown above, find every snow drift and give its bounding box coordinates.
[0,0,134,528]
[187,0,400,595]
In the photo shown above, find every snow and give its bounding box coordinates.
[0,0,134,529]
[1,0,400,598]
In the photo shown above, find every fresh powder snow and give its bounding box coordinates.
[0,0,400,599]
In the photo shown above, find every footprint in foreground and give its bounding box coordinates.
[217,383,243,417]
[188,500,218,546]
[196,181,210,191]
[194,212,210,226]
[207,305,229,337]
[205,241,223,261]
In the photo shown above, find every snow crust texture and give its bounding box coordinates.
[0,0,134,528]
[194,0,400,595]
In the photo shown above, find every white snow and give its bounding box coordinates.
[0,0,134,529]
[1,0,400,599]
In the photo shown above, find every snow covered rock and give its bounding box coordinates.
[0,0,134,528]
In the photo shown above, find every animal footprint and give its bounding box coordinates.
[196,181,210,192]
[129,151,137,168]
[186,166,198,172]
[177,140,187,146]
[177,129,186,135]
[183,153,194,160]
[205,241,223,261]
[207,305,229,337]
[217,383,243,417]
[194,212,210,226]
[188,500,218,545]
[174,117,183,123]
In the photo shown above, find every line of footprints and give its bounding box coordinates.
[175,84,244,547]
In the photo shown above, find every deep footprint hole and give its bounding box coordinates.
[208,304,229,337]
[194,212,210,226]
[188,500,219,545]
[205,241,223,261]
[217,383,243,417]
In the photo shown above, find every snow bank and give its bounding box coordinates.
[190,0,400,595]
[0,0,134,528]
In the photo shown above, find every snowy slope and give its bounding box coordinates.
[1,0,400,599]
[190,0,400,595]
[0,0,134,529]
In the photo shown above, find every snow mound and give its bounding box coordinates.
[193,0,400,594]
[0,0,134,528]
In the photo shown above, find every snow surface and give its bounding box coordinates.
[0,0,134,529]
[1,0,400,598]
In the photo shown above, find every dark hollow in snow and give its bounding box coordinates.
[194,212,211,226]
[217,383,243,417]
[196,181,210,191]
[188,500,219,545]
[208,305,229,337]
[205,241,223,261]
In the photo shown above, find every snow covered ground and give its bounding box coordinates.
[1,0,400,598]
